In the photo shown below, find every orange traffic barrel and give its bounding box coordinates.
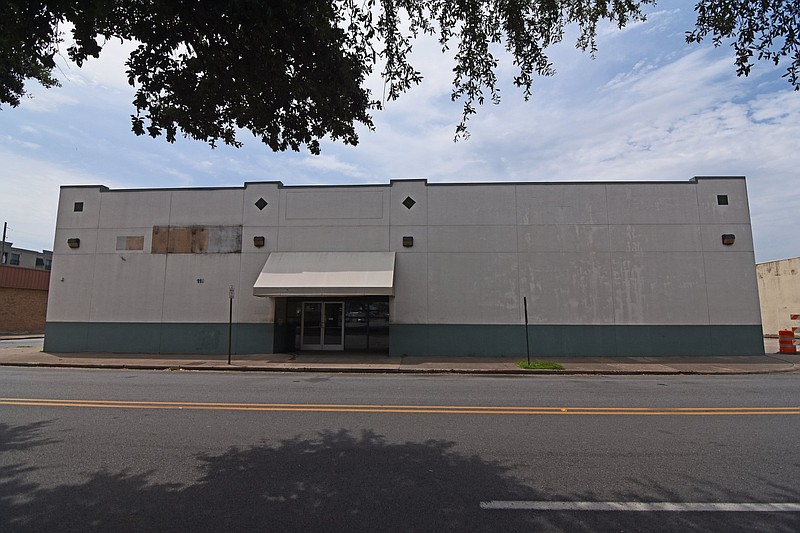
[778,330,797,353]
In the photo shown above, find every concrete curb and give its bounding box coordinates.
[1,361,797,375]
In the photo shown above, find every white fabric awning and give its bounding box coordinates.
[253,252,395,297]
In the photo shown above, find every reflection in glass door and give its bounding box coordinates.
[301,302,344,351]
[323,302,344,350]
[301,303,322,350]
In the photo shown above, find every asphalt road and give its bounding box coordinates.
[1,368,798,532]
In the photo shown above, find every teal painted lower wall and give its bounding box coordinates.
[388,324,765,357]
[44,322,274,355]
[44,322,764,357]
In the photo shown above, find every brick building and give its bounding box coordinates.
[0,264,51,334]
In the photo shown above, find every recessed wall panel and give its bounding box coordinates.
[281,188,389,226]
[277,226,389,252]
[286,190,383,220]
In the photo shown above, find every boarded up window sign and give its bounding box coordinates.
[116,236,145,251]
[151,226,242,254]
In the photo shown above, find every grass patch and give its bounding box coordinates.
[517,360,564,370]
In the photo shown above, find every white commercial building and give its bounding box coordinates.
[44,176,763,356]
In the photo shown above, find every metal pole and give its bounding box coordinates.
[1,222,7,264]
[227,285,234,364]
[523,296,530,365]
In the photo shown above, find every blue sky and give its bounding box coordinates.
[1,1,798,262]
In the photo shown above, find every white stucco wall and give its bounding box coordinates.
[757,257,800,335]
[47,177,761,331]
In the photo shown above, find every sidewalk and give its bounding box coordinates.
[1,336,798,375]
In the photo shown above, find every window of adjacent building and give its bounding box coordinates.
[45,259,52,270]
[0,252,5,264]
[74,201,84,212]
[36,258,44,267]
[717,194,728,205]
[10,253,20,265]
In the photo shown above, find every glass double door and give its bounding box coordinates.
[301,302,344,351]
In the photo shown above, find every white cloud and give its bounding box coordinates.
[0,148,114,252]
[0,135,40,150]
[17,90,79,113]
[303,155,369,181]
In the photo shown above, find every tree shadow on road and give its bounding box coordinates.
[1,423,799,532]
[2,427,540,532]
[0,420,59,452]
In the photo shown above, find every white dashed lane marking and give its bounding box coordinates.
[480,501,800,512]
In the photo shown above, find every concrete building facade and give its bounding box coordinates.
[756,256,800,336]
[44,176,763,356]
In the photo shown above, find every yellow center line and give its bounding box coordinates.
[0,398,798,415]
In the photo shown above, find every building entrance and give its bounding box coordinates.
[275,297,390,354]
[301,302,344,351]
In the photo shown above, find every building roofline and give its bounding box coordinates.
[756,256,800,265]
[57,176,747,193]
[60,184,110,191]
[689,175,747,182]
